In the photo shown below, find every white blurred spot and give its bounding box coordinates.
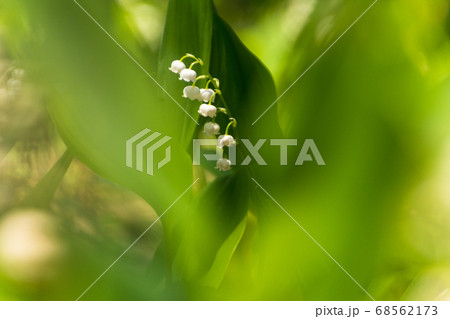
[0,209,64,282]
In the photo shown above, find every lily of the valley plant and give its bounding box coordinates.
[169,53,237,171]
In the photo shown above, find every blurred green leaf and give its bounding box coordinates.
[172,169,249,284]
[161,0,287,285]
[209,10,285,170]
[21,149,73,209]
[15,0,194,215]
[199,213,247,288]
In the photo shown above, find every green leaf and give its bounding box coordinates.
[21,149,73,209]
[209,11,285,168]
[162,0,287,285]
[172,169,249,283]
[15,0,195,214]
[16,0,285,288]
[199,214,247,288]
[158,0,213,146]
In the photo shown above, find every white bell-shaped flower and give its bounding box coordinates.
[198,104,217,118]
[179,69,197,82]
[183,86,202,101]
[203,122,220,136]
[217,134,236,148]
[200,88,215,103]
[169,60,186,74]
[216,158,231,171]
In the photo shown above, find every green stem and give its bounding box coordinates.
[224,118,237,135]
[225,121,233,135]
[208,91,220,105]
[179,53,197,62]
[205,74,247,162]
[208,76,231,116]
[207,75,242,143]
[189,61,201,69]
[193,75,208,87]
[195,75,208,82]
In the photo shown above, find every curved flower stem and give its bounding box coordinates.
[208,91,220,105]
[225,118,237,135]
[205,79,212,89]
[207,76,232,116]
[193,75,208,87]
[189,60,202,69]
[195,75,208,82]
[179,53,197,62]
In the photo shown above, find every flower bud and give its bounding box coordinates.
[169,60,186,74]
[179,69,197,82]
[198,104,217,118]
[203,122,220,136]
[183,86,202,101]
[216,158,231,171]
[200,88,215,103]
[217,134,236,148]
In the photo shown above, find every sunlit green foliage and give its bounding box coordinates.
[0,0,449,301]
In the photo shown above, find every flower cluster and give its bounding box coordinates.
[169,53,237,171]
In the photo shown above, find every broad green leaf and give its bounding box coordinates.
[250,0,447,300]
[161,0,287,285]
[172,169,249,282]
[161,0,286,285]
[158,0,213,146]
[209,11,285,169]
[199,213,247,288]
[15,0,194,215]
[15,0,286,288]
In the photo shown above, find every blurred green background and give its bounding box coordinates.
[0,0,450,300]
